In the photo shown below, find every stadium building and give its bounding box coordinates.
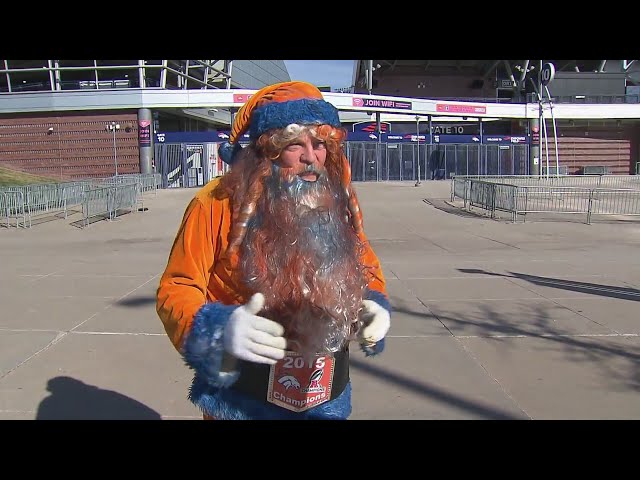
[0,60,290,179]
[349,60,640,176]
[1,59,639,184]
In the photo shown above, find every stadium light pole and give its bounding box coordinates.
[106,121,120,176]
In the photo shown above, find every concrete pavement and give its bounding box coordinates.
[1,180,639,419]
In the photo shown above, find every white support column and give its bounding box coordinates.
[226,60,233,89]
[54,60,61,91]
[160,60,168,89]
[4,60,11,92]
[203,61,210,89]
[48,60,55,90]
[138,60,145,88]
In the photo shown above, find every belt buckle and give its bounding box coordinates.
[266,352,335,412]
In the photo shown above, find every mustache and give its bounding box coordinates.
[300,164,326,176]
[275,163,327,179]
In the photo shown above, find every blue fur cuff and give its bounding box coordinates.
[360,289,391,357]
[365,289,391,313]
[182,302,240,388]
[249,98,341,139]
[361,337,385,357]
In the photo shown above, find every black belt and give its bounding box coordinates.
[232,348,350,403]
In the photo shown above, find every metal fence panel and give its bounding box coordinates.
[386,144,402,180]
[365,143,380,181]
[1,191,27,228]
[402,144,416,182]
[152,141,530,185]
[452,175,640,224]
[156,143,184,188]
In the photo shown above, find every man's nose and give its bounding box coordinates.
[299,145,316,164]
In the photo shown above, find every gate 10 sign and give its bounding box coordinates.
[540,63,556,86]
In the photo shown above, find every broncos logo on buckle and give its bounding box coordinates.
[277,375,301,390]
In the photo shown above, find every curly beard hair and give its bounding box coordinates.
[239,163,368,358]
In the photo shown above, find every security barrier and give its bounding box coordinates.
[0,173,160,229]
[451,175,640,224]
[346,142,530,181]
[81,182,140,228]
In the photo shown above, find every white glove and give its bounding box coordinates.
[223,293,287,365]
[358,300,391,345]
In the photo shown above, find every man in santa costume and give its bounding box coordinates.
[157,81,391,419]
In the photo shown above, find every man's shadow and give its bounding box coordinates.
[36,376,162,420]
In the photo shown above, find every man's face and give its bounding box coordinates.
[274,133,327,183]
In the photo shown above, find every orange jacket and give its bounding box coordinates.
[156,178,387,351]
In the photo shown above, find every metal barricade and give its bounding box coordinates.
[451,175,640,224]
[1,191,27,228]
[587,189,640,224]
[81,182,140,227]
[0,175,156,230]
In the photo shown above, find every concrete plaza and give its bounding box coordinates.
[1,180,639,419]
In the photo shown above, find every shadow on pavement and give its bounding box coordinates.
[350,356,524,419]
[116,296,157,307]
[458,268,640,302]
[389,291,640,395]
[36,376,162,420]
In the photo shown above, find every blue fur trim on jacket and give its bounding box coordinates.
[360,289,391,357]
[249,99,341,139]
[365,289,391,313]
[219,142,243,165]
[182,302,241,388]
[189,376,352,420]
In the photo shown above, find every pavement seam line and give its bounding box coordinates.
[471,233,521,249]
[501,276,622,335]
[0,274,160,381]
[0,331,66,381]
[69,274,160,333]
[25,269,65,285]
[19,274,151,278]
[401,274,533,419]
[69,331,165,336]
[455,338,533,420]
[389,273,456,338]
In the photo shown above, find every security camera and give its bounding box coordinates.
[47,127,54,133]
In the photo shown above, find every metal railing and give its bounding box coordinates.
[540,165,569,176]
[1,191,27,228]
[0,173,160,229]
[345,142,531,182]
[451,175,640,224]
[81,182,140,228]
[453,174,640,190]
[524,93,640,104]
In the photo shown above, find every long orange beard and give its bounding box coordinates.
[239,165,368,358]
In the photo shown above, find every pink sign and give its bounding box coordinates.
[233,94,253,103]
[352,97,412,109]
[436,103,487,114]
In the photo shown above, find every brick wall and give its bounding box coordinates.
[0,111,140,179]
[541,126,634,175]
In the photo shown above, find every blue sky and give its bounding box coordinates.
[283,60,355,90]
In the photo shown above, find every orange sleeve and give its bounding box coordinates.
[357,230,387,296]
[156,197,215,351]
